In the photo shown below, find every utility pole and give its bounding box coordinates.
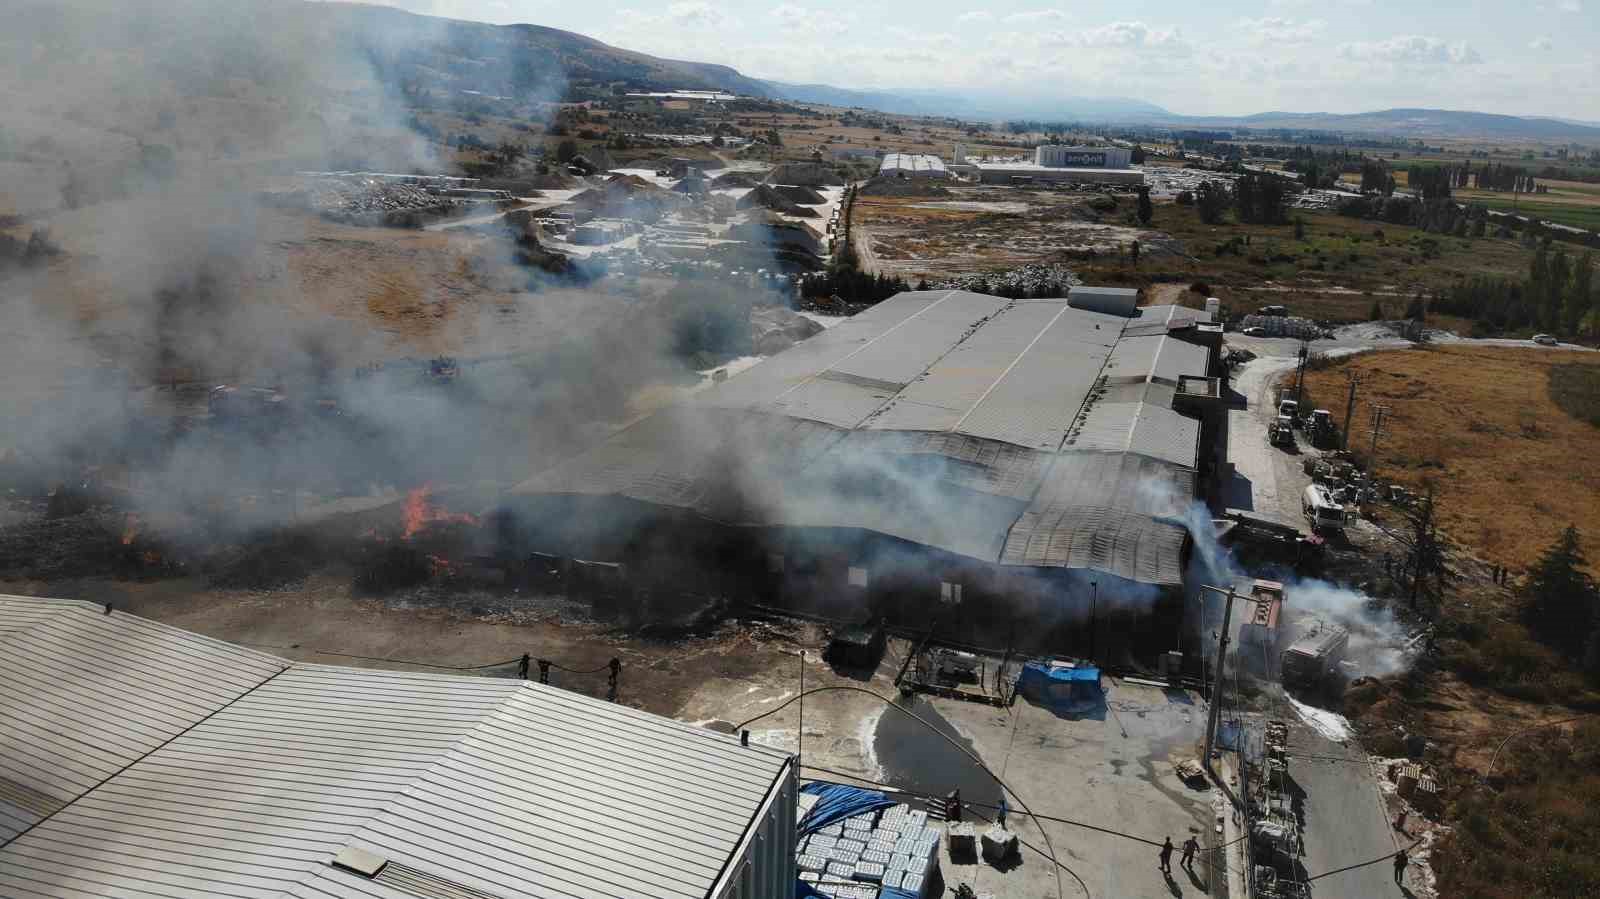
[797,649,805,764]
[1200,584,1240,776]
[1370,404,1390,460]
[1341,372,1362,451]
[1293,341,1310,407]
[1088,580,1099,663]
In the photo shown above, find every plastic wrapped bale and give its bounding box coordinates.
[882,870,903,890]
[980,826,1019,865]
[826,860,855,880]
[901,872,926,896]
[836,838,867,857]
[798,853,828,873]
[853,861,886,884]
[862,849,892,866]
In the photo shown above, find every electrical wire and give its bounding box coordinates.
[798,763,1247,856]
[738,685,1072,899]
[1486,713,1595,775]
[1305,838,1423,882]
[239,641,524,670]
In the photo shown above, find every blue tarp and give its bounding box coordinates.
[1016,661,1102,709]
[796,783,918,899]
[798,781,897,836]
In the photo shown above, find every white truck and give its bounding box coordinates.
[1302,484,1348,534]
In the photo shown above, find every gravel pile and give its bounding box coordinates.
[930,263,1082,296]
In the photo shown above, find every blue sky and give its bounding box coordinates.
[372,1,1600,120]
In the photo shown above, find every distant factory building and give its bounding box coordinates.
[952,143,1143,186]
[507,289,1226,661]
[878,153,950,179]
[1034,144,1134,169]
[0,595,797,899]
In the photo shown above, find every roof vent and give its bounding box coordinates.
[332,846,388,878]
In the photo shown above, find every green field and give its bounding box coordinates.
[1463,196,1600,232]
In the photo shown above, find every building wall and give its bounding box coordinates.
[1034,145,1133,169]
[713,758,798,899]
[977,167,1144,186]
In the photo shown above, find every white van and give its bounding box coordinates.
[1302,484,1347,533]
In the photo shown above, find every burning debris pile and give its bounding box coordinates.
[0,503,179,581]
[263,176,510,227]
[355,485,486,592]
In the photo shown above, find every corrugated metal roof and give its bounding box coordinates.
[0,599,793,899]
[1100,333,1210,387]
[1069,382,1201,468]
[1001,452,1194,584]
[510,290,1213,584]
[0,596,287,844]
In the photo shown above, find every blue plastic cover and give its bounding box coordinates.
[798,781,897,836]
[1016,661,1102,708]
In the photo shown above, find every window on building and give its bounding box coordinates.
[940,581,963,604]
[847,566,869,588]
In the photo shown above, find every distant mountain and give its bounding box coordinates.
[761,82,1171,122]
[1147,108,1600,140]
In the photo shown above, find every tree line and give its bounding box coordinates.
[1434,242,1597,336]
[797,242,909,305]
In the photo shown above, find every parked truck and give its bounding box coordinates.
[1306,409,1337,448]
[1302,484,1348,535]
[1281,622,1350,693]
[1239,579,1286,677]
[1268,415,1296,448]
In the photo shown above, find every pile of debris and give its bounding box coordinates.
[1239,314,1328,339]
[857,176,950,198]
[304,178,461,223]
[929,263,1081,296]
[737,184,818,217]
[709,171,762,189]
[749,305,824,355]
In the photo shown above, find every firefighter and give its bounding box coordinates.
[1159,836,1174,874]
[1182,836,1199,869]
[1393,850,1408,885]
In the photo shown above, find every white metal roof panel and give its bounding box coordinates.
[954,305,1121,450]
[1101,334,1210,386]
[0,596,287,843]
[308,684,790,899]
[1069,382,1201,468]
[0,665,518,898]
[825,290,1006,392]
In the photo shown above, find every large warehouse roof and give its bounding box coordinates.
[514,291,1216,586]
[0,596,794,899]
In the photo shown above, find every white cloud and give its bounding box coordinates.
[1339,35,1483,65]
[769,4,853,36]
[1237,17,1327,46]
[1077,21,1188,51]
[665,1,723,28]
[1530,36,1554,51]
[1003,10,1070,25]
[956,11,993,24]
[1560,0,1582,11]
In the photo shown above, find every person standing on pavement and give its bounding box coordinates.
[1182,836,1199,869]
[1393,850,1408,884]
[1159,837,1174,874]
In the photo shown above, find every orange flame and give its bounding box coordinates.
[121,512,141,546]
[401,484,478,539]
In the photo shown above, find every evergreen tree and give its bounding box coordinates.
[1369,299,1385,321]
[1130,239,1141,265]
[1136,186,1153,226]
[1547,247,1571,331]
[1567,251,1595,335]
[1523,526,1600,661]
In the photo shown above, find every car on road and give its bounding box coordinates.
[1242,326,1267,337]
[1533,333,1559,346]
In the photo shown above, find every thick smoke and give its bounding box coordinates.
[0,0,757,548]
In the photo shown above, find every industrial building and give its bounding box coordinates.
[0,595,797,899]
[509,288,1225,659]
[877,153,949,179]
[1034,145,1133,169]
[949,143,1143,186]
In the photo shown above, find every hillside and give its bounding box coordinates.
[1158,107,1600,140]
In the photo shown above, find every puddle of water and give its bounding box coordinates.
[873,695,1002,808]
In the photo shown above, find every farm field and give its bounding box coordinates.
[1302,344,1600,573]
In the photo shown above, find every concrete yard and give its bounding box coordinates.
[686,638,1222,899]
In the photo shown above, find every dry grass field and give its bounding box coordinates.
[1303,345,1600,573]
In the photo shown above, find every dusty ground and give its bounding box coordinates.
[1301,344,1600,574]
[853,187,1162,279]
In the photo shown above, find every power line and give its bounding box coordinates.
[742,685,1069,899]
